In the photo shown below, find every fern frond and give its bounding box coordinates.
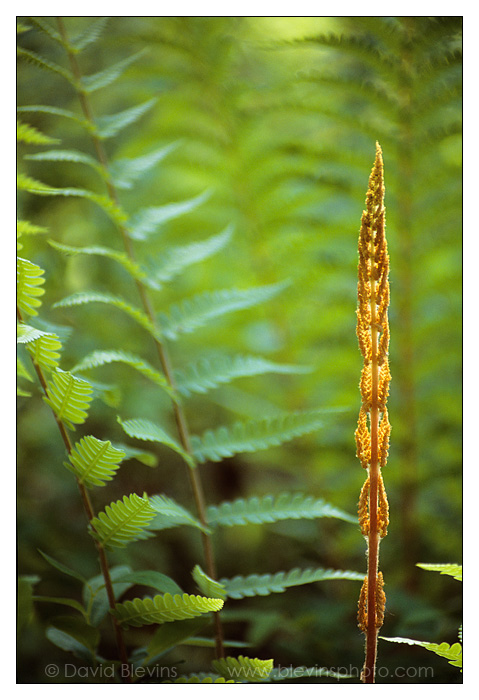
[96,98,157,139]
[206,492,357,528]
[212,656,274,682]
[81,50,146,93]
[26,149,102,174]
[17,173,54,193]
[17,104,88,128]
[44,369,93,429]
[118,417,195,468]
[66,435,125,488]
[17,46,72,82]
[192,565,227,600]
[416,563,462,581]
[27,18,63,46]
[54,291,157,339]
[221,567,364,599]
[148,495,208,533]
[113,592,224,628]
[111,442,158,468]
[191,410,324,464]
[48,240,149,286]
[159,281,288,341]
[17,120,59,145]
[127,189,210,240]
[70,17,109,52]
[146,225,233,286]
[175,353,310,397]
[17,257,45,317]
[90,493,157,549]
[71,349,173,397]
[17,220,48,238]
[380,637,462,669]
[110,142,179,190]
[17,323,62,370]
[22,185,126,224]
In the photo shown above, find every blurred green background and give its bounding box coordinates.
[17,17,461,683]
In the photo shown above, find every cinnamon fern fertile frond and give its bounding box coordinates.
[355,143,391,684]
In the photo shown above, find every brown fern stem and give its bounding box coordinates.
[355,143,390,683]
[17,305,132,681]
[55,17,224,658]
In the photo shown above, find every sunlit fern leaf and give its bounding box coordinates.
[17,105,88,129]
[191,410,324,464]
[81,50,146,93]
[212,656,274,683]
[380,637,462,669]
[90,493,157,549]
[54,291,157,339]
[221,567,364,599]
[113,592,224,628]
[165,676,238,684]
[43,369,93,429]
[17,324,62,370]
[48,240,150,287]
[416,563,462,581]
[159,281,288,342]
[70,17,109,52]
[66,435,125,488]
[17,46,73,82]
[22,185,126,224]
[206,492,357,528]
[192,565,227,600]
[127,189,210,240]
[117,417,195,468]
[17,120,59,145]
[148,495,208,533]
[110,142,179,190]
[145,225,233,287]
[175,353,310,397]
[26,149,102,175]
[96,98,157,139]
[71,349,173,397]
[17,257,45,317]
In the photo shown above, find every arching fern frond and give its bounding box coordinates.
[416,563,462,581]
[380,637,462,669]
[17,104,88,129]
[175,353,310,397]
[145,225,233,287]
[54,291,157,339]
[66,435,125,488]
[95,98,157,140]
[69,17,109,52]
[148,495,208,533]
[192,565,227,600]
[17,46,72,82]
[26,149,102,174]
[22,185,126,224]
[81,50,146,93]
[212,656,274,682]
[158,281,288,341]
[113,592,224,628]
[206,492,357,528]
[191,410,325,463]
[44,369,93,429]
[17,257,45,317]
[90,493,157,549]
[48,240,149,287]
[221,567,364,599]
[127,189,210,240]
[110,142,179,190]
[71,349,173,397]
[117,417,195,468]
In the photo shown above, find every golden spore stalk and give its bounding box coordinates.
[356,142,391,683]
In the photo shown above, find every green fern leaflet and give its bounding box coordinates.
[44,369,93,429]
[90,493,157,549]
[17,257,45,317]
[66,436,125,488]
[113,592,224,628]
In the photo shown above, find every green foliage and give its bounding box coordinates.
[381,637,462,670]
[221,567,364,599]
[66,435,125,488]
[43,369,93,429]
[90,493,157,549]
[416,563,462,581]
[113,593,224,628]
[211,655,274,682]
[17,16,461,685]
